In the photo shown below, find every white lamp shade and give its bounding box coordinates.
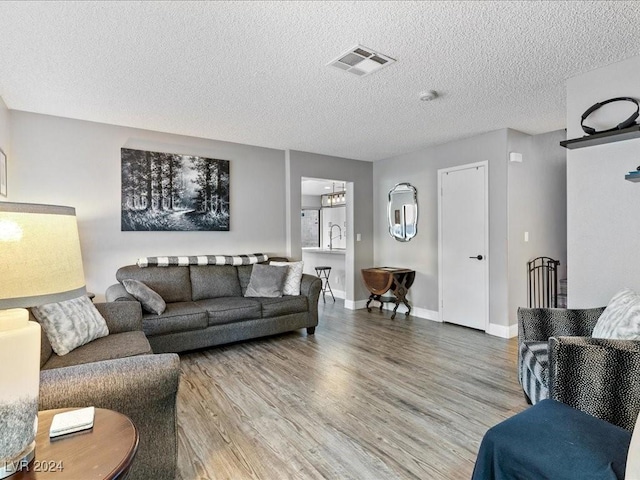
[0,202,85,473]
[0,203,86,308]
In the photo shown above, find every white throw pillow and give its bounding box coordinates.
[592,288,640,340]
[270,261,304,296]
[31,295,109,356]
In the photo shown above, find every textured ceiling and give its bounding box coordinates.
[1,1,640,162]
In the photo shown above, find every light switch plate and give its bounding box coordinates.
[510,152,523,163]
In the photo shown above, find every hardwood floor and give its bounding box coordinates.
[176,301,527,479]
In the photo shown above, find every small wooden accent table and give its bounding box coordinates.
[361,267,416,319]
[13,408,138,480]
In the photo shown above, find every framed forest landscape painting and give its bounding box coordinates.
[121,148,230,231]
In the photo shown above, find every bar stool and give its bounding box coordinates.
[314,266,335,302]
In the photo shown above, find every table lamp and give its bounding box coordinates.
[0,202,86,478]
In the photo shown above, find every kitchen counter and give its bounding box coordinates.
[302,247,346,256]
[301,248,346,299]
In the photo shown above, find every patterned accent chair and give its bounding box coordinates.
[518,306,640,431]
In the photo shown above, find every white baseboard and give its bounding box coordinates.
[341,298,517,337]
[319,289,345,302]
[340,298,442,320]
[380,303,517,337]
[344,299,368,310]
[487,323,518,339]
[380,303,440,322]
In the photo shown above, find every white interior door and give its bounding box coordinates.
[438,162,488,331]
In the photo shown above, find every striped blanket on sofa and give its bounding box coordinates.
[137,253,269,268]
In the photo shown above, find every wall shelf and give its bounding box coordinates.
[625,173,640,183]
[560,125,640,149]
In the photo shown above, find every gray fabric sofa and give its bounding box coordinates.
[105,261,322,353]
[32,301,180,480]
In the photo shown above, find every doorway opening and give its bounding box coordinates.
[301,177,351,300]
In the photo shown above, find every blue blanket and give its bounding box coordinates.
[472,399,631,479]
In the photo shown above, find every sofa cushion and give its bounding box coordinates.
[195,298,262,326]
[245,264,288,298]
[116,265,192,303]
[122,279,167,315]
[41,331,152,370]
[31,295,110,356]
[237,265,253,295]
[142,302,208,336]
[259,296,308,318]
[190,265,242,300]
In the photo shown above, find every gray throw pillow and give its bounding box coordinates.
[269,261,304,296]
[122,279,167,315]
[592,288,640,340]
[31,295,109,356]
[244,264,288,298]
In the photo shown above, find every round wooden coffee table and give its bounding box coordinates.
[13,408,138,479]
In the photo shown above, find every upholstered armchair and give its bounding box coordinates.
[518,306,640,431]
[33,301,181,480]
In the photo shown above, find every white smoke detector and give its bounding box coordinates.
[419,90,438,101]
[328,44,395,77]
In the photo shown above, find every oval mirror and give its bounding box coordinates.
[388,183,418,242]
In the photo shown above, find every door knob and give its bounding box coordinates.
[469,255,483,260]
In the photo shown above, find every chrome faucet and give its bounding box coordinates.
[329,223,342,250]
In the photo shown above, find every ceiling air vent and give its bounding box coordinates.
[327,44,395,77]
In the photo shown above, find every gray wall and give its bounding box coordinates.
[287,150,374,305]
[4,97,569,322]
[374,128,567,333]
[301,194,321,209]
[374,129,510,327]
[566,54,640,307]
[507,129,567,323]
[10,111,287,300]
[0,97,10,200]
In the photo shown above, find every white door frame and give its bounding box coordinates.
[437,161,490,331]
